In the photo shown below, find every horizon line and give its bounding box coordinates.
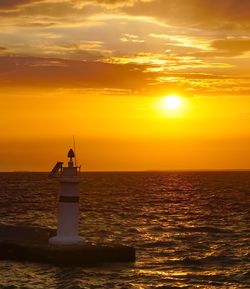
[1,169,250,173]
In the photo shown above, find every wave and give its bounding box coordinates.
[140,240,176,248]
[166,254,240,267]
[169,225,232,234]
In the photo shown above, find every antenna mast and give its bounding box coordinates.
[73,135,78,167]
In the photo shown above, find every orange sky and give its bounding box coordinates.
[1,0,250,171]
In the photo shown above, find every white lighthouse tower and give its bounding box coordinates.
[48,149,84,245]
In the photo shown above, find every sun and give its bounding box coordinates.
[154,94,187,117]
[163,95,182,110]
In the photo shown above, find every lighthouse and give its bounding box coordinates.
[48,149,84,245]
[0,148,136,264]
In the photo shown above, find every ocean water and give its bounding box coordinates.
[0,171,249,288]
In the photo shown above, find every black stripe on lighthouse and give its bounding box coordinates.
[59,196,79,203]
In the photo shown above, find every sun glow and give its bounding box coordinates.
[163,95,182,110]
[155,94,187,117]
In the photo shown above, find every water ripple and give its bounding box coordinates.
[0,171,249,288]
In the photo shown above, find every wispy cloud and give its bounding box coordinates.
[123,0,250,31]
[0,0,42,10]
[0,55,158,90]
[212,38,250,56]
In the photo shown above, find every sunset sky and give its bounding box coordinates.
[1,0,250,171]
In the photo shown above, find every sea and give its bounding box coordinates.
[0,172,249,288]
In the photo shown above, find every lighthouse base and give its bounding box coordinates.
[49,235,85,245]
[0,225,136,266]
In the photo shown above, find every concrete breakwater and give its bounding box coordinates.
[0,225,136,266]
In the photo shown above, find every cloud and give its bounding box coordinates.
[2,0,250,32]
[211,38,250,55]
[123,0,250,31]
[79,0,135,8]
[0,55,158,90]
[0,1,101,20]
[0,47,11,54]
[0,0,133,17]
[1,54,248,96]
[0,0,249,98]
[0,0,41,10]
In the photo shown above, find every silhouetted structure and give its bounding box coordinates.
[49,149,84,245]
